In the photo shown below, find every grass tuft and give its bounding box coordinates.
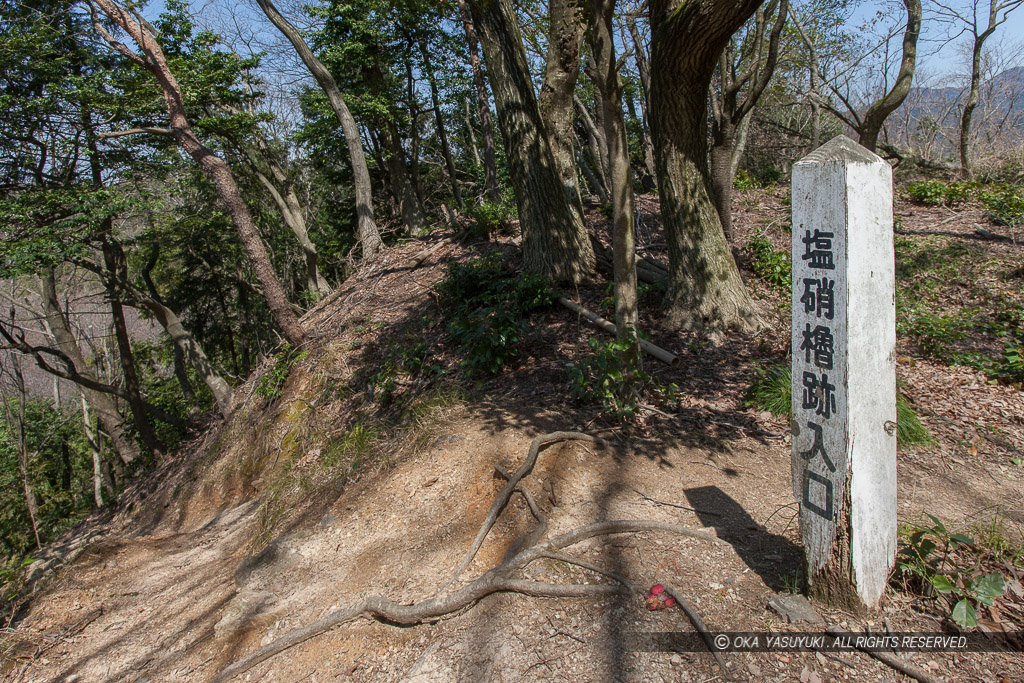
[746,364,932,447]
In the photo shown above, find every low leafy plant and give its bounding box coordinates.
[256,343,309,401]
[897,515,1008,628]
[568,337,674,422]
[758,166,784,186]
[745,235,792,291]
[980,184,1024,227]
[984,344,1023,388]
[734,169,759,190]
[467,201,515,238]
[902,309,972,359]
[906,180,973,207]
[436,253,553,376]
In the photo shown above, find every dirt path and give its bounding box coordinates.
[5,406,1021,682]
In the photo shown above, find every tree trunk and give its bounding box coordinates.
[235,268,252,377]
[575,94,610,194]
[589,0,638,342]
[102,240,166,457]
[249,155,330,299]
[623,90,657,190]
[730,109,754,181]
[380,119,426,235]
[859,0,921,153]
[40,272,140,466]
[625,17,659,185]
[80,393,113,507]
[92,0,306,346]
[649,0,765,335]
[576,145,610,202]
[3,356,41,548]
[407,62,425,205]
[788,6,823,150]
[958,0,1010,180]
[253,0,382,259]
[128,285,234,416]
[418,36,465,211]
[464,97,482,167]
[710,118,738,241]
[468,0,595,283]
[457,0,501,203]
[538,0,586,225]
[708,0,788,238]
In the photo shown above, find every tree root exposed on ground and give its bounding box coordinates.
[213,432,726,682]
[662,584,729,673]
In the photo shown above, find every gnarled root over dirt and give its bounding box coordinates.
[213,432,726,682]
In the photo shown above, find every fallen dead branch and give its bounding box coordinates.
[213,432,725,682]
[556,297,679,366]
[826,626,947,683]
[407,237,453,270]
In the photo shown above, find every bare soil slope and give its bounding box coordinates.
[3,193,1023,682]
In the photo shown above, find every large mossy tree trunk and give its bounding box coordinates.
[538,0,586,227]
[648,0,765,335]
[468,0,595,283]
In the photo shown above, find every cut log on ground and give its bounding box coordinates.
[557,297,679,366]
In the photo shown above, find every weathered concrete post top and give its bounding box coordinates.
[791,135,897,610]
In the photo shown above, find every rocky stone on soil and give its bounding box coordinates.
[768,593,825,625]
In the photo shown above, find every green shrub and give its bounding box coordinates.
[906,180,973,207]
[567,337,674,422]
[256,343,308,401]
[467,201,515,238]
[436,253,553,375]
[901,309,972,359]
[980,184,1024,227]
[745,235,792,291]
[758,166,783,186]
[991,344,1023,386]
[744,363,791,417]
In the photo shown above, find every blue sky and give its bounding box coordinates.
[140,0,1024,85]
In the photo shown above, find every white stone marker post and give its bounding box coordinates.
[791,135,897,610]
